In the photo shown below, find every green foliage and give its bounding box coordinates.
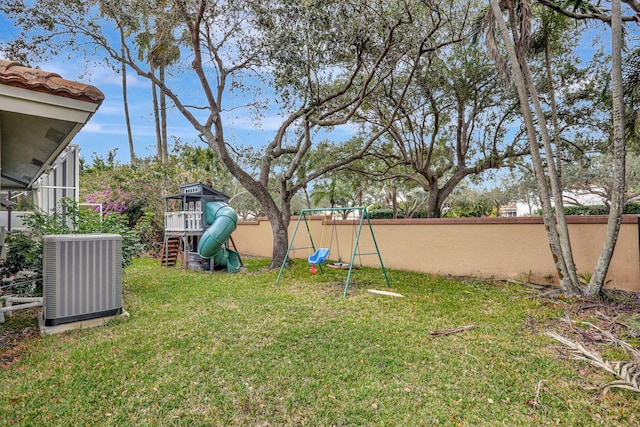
[443,199,495,218]
[1,234,44,297]
[624,202,640,214]
[577,271,612,289]
[578,271,593,287]
[563,205,609,216]
[367,208,402,219]
[132,209,162,255]
[310,178,352,209]
[362,209,431,220]
[539,202,640,216]
[359,26,529,218]
[21,198,144,270]
[1,232,42,276]
[85,148,120,173]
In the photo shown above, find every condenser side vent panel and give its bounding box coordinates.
[43,234,122,326]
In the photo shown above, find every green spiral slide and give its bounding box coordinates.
[197,201,241,273]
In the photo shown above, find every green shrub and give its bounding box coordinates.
[367,209,404,219]
[2,199,144,297]
[410,211,430,218]
[564,205,609,215]
[534,202,640,216]
[21,198,144,270]
[1,232,42,276]
[1,233,43,296]
[623,202,640,214]
[366,209,431,219]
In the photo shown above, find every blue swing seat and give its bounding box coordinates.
[308,248,330,264]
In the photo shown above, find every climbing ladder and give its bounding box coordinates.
[161,235,182,267]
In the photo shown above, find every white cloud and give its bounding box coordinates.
[80,119,200,141]
[228,114,284,132]
[80,121,150,137]
[81,122,103,133]
[94,102,124,116]
[28,58,148,89]
[226,113,359,140]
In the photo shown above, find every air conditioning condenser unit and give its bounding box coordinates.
[43,234,122,326]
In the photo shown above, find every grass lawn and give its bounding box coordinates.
[1,257,638,426]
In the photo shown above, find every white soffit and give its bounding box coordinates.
[0,83,99,123]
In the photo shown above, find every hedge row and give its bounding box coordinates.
[538,202,640,216]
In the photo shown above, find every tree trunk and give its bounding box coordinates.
[303,185,311,209]
[263,198,292,270]
[392,186,398,219]
[425,172,468,218]
[588,0,626,297]
[150,63,162,162]
[268,213,290,270]
[544,41,562,181]
[489,0,581,297]
[521,48,580,289]
[506,0,579,290]
[540,39,581,286]
[160,64,168,163]
[119,26,136,165]
[426,181,442,218]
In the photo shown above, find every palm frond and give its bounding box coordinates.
[581,321,640,363]
[483,5,511,88]
[470,6,490,44]
[545,331,640,393]
[516,0,532,59]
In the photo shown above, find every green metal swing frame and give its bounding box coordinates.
[275,206,390,298]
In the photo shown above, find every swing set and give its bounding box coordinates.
[275,207,390,298]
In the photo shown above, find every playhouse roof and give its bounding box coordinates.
[165,182,230,201]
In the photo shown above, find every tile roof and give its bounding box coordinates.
[0,59,104,104]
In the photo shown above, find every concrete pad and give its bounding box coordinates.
[38,310,129,335]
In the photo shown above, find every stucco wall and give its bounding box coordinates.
[233,215,640,293]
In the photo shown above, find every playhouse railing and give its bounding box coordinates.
[164,211,203,232]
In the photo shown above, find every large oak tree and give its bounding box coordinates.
[3,0,451,268]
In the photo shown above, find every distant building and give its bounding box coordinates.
[499,201,537,217]
[500,187,609,217]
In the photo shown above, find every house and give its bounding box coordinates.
[0,60,104,230]
[500,186,610,217]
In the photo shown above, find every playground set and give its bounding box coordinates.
[162,183,241,272]
[276,207,390,298]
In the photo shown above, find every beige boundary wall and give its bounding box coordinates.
[233,215,640,293]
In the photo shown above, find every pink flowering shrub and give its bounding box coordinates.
[83,185,136,216]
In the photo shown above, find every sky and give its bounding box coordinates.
[0,10,297,165]
[0,5,633,169]
[28,60,279,165]
[0,52,358,166]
